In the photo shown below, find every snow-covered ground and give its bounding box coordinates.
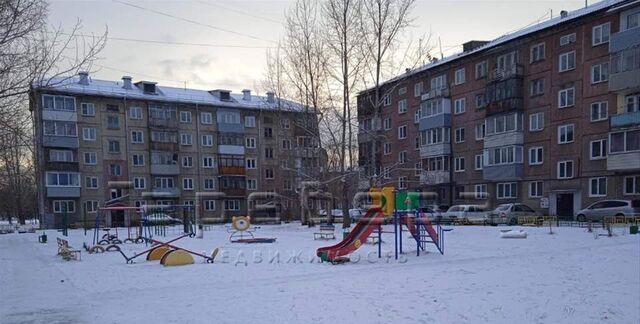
[1,223,638,324]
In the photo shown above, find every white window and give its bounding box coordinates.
[265,168,274,179]
[49,150,74,162]
[421,127,450,145]
[610,130,640,153]
[129,106,142,119]
[483,146,523,166]
[44,121,77,137]
[202,156,215,168]
[247,178,257,190]
[203,178,215,190]
[224,200,241,211]
[558,87,575,108]
[589,177,607,197]
[154,177,175,189]
[131,130,144,144]
[454,68,466,85]
[590,139,607,160]
[530,43,545,63]
[497,183,517,199]
[85,201,99,213]
[431,74,447,90]
[42,95,75,111]
[398,99,408,114]
[454,98,465,114]
[475,154,483,170]
[383,118,391,130]
[529,147,543,165]
[181,133,193,146]
[133,177,146,189]
[201,135,213,147]
[558,124,575,144]
[414,82,423,97]
[529,181,543,198]
[182,156,193,168]
[46,172,80,187]
[246,137,256,148]
[81,103,95,116]
[474,184,487,199]
[398,151,407,164]
[180,111,192,123]
[475,61,487,79]
[591,62,609,84]
[398,87,407,96]
[383,167,390,179]
[398,177,408,190]
[624,176,640,195]
[53,200,75,213]
[559,51,576,72]
[245,116,256,127]
[398,125,407,139]
[557,160,574,179]
[183,178,194,190]
[454,156,465,172]
[590,102,608,122]
[246,158,257,169]
[281,119,290,129]
[560,33,576,46]
[108,116,120,129]
[592,23,610,46]
[200,112,213,124]
[529,112,544,132]
[132,154,144,166]
[383,142,391,155]
[204,200,216,211]
[626,12,640,29]
[109,164,121,176]
[454,127,465,143]
[475,124,485,141]
[383,94,391,106]
[85,176,98,189]
[530,78,544,96]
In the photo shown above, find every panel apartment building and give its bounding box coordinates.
[31,74,323,227]
[357,0,640,219]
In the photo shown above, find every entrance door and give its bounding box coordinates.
[556,193,574,220]
[111,210,125,228]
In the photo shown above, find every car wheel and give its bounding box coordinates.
[576,214,586,222]
[508,218,517,226]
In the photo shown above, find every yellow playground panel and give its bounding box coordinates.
[160,249,195,266]
[147,246,172,261]
[604,216,640,225]
[369,187,395,216]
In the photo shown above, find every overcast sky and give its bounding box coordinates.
[48,0,589,93]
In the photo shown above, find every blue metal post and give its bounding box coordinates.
[378,225,382,258]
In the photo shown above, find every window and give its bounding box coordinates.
[132,154,144,166]
[129,107,142,119]
[626,12,640,29]
[497,183,517,199]
[454,156,465,172]
[246,158,256,169]
[204,200,216,211]
[81,103,95,116]
[592,23,610,46]
[529,147,543,165]
[430,74,447,90]
[398,99,407,114]
[44,121,77,137]
[181,133,193,146]
[204,178,215,190]
[529,181,543,198]
[220,112,240,124]
[154,177,175,189]
[529,78,544,96]
[591,62,609,84]
[264,127,273,138]
[398,125,407,139]
[82,127,96,141]
[76,155,103,176]
[183,178,194,190]
[201,135,213,147]
[50,150,74,162]
[151,131,177,143]
[133,177,146,189]
[182,156,193,168]
[265,148,274,159]
[590,139,607,160]
[558,124,575,144]
[414,162,422,176]
[53,201,75,213]
[383,142,391,155]
[46,172,80,187]
[475,61,487,79]
[42,95,75,111]
[106,104,119,112]
[414,137,420,150]
[454,68,466,85]
[202,156,215,168]
[383,118,391,130]
[558,87,575,108]
[245,116,256,127]
[475,94,486,108]
[624,176,640,195]
[421,127,450,145]
[107,116,120,129]
[529,112,544,132]
[590,102,608,122]
[454,127,465,143]
[398,177,408,190]
[131,130,144,144]
[109,164,121,176]
[246,137,256,148]
[589,177,607,197]
[414,110,421,123]
[530,43,545,63]
[108,140,120,153]
[559,51,576,72]
[454,98,465,114]
[281,119,290,129]
[383,167,390,179]
[474,184,487,199]
[383,94,391,106]
[414,82,423,97]
[398,87,407,96]
[180,111,192,123]
[485,113,522,135]
[475,154,483,170]
[85,176,98,189]
[557,160,574,179]
[398,151,407,164]
[247,179,257,190]
[85,201,99,213]
[610,130,640,153]
[200,112,213,124]
[265,168,274,179]
[559,33,576,46]
[626,94,640,113]
[475,124,485,141]
[496,51,517,71]
[224,200,241,211]
[484,146,523,166]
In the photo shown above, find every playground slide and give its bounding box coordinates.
[316,208,385,262]
[404,214,438,244]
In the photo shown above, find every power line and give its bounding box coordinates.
[58,32,276,49]
[111,0,276,44]
[195,0,283,25]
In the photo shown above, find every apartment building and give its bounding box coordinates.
[31,73,323,228]
[357,0,640,219]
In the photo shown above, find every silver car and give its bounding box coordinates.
[576,200,640,222]
[487,203,538,225]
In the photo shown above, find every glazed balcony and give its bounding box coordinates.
[420,143,451,158]
[420,170,450,185]
[610,111,640,129]
[483,163,523,181]
[218,166,246,175]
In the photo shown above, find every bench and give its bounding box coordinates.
[57,238,81,261]
[314,225,336,240]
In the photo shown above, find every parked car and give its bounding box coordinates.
[487,203,538,225]
[418,205,450,222]
[144,213,182,225]
[575,200,640,222]
[444,205,488,224]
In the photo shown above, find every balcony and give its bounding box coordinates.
[609,46,640,93]
[148,187,180,198]
[149,118,178,128]
[46,162,79,172]
[43,136,79,148]
[420,87,450,101]
[219,166,246,175]
[420,170,450,185]
[295,147,321,157]
[488,65,523,83]
[218,145,245,155]
[420,143,451,158]
[485,98,523,117]
[42,110,77,122]
[221,188,246,197]
[610,111,640,129]
[484,131,523,149]
[609,68,640,93]
[483,163,523,181]
[607,152,640,171]
[609,27,640,53]
[150,142,179,151]
[46,187,80,198]
[150,164,180,175]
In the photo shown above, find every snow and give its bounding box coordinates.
[1,224,639,323]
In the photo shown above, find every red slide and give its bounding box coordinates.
[316,208,385,262]
[404,214,439,244]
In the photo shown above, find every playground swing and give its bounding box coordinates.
[85,206,144,254]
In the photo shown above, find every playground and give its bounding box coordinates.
[1,221,639,323]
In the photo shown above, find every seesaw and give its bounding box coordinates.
[115,234,219,266]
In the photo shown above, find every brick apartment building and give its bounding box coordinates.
[357,0,640,219]
[30,74,324,227]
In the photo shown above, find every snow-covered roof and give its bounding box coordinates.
[34,76,310,113]
[365,0,627,92]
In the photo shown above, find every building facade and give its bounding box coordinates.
[357,0,640,219]
[31,74,323,228]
